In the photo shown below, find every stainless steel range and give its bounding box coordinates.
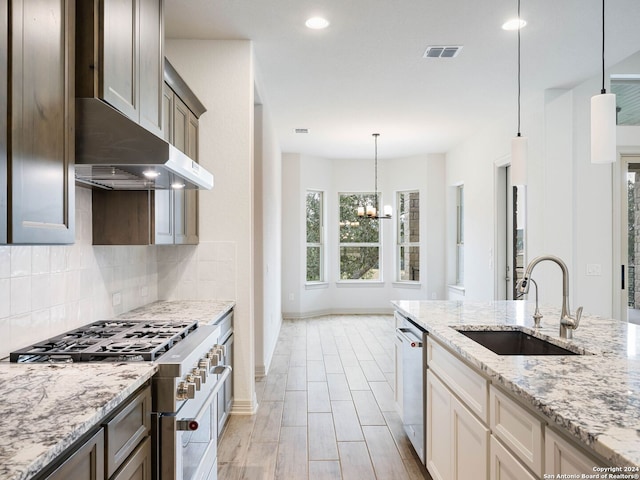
[10,318,231,480]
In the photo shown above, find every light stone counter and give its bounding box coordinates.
[118,299,235,325]
[392,300,640,468]
[0,362,157,480]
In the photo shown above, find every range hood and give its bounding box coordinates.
[75,98,214,190]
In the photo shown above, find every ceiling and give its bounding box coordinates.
[165,0,640,160]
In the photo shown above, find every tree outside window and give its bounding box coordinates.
[306,191,324,282]
[339,193,380,280]
[397,191,420,281]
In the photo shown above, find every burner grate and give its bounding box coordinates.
[9,319,199,363]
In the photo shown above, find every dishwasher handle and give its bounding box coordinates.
[395,327,423,348]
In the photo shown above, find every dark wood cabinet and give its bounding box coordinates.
[77,0,163,138]
[44,429,105,480]
[37,385,151,480]
[2,0,75,245]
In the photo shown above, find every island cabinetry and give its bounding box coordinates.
[545,427,600,475]
[426,338,489,480]
[423,335,608,480]
[489,385,543,476]
[76,0,164,137]
[2,0,75,245]
[38,385,152,480]
[44,429,105,480]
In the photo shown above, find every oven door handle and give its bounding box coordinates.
[176,365,232,431]
[395,327,423,348]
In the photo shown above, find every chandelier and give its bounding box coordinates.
[357,133,392,219]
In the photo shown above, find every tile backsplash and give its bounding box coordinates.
[0,187,237,359]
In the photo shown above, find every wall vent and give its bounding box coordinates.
[294,128,309,134]
[423,45,463,59]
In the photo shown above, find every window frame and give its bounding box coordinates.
[396,190,420,283]
[337,191,382,283]
[456,184,464,286]
[305,189,325,284]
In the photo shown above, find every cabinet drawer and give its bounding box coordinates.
[427,337,488,421]
[545,427,603,475]
[490,385,543,476]
[104,386,151,477]
[490,436,537,480]
[111,436,151,480]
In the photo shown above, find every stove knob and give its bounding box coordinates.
[186,374,201,390]
[214,344,227,356]
[198,358,210,374]
[177,381,197,400]
[206,350,220,365]
[192,367,207,383]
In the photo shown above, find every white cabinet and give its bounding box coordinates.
[490,436,537,480]
[489,385,543,476]
[426,369,489,480]
[545,428,602,475]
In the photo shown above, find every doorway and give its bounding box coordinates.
[496,164,527,300]
[616,155,640,324]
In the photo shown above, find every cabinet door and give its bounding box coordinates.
[452,394,489,480]
[101,0,138,120]
[0,0,7,243]
[426,370,452,480]
[173,95,189,153]
[45,429,105,480]
[138,0,163,137]
[10,0,75,244]
[183,114,199,244]
[545,428,601,475]
[154,83,174,244]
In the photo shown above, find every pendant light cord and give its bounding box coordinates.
[601,0,606,94]
[517,0,522,136]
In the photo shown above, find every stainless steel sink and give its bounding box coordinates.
[454,329,580,355]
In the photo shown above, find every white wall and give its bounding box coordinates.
[445,50,640,318]
[281,153,446,318]
[0,186,160,359]
[165,39,258,414]
[253,102,283,377]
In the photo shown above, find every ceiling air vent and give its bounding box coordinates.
[294,128,309,134]
[423,45,463,59]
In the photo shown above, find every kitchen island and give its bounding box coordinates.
[0,362,157,480]
[393,300,640,471]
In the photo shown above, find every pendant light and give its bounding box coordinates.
[510,0,528,186]
[357,133,392,219]
[590,0,616,164]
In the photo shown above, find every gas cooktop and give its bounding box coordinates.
[10,319,199,363]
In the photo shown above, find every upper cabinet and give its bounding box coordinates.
[76,0,164,137]
[1,0,75,245]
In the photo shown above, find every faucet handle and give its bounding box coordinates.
[573,306,583,329]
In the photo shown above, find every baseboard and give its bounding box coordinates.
[282,307,394,320]
[230,397,258,415]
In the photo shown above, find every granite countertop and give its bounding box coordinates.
[118,299,235,325]
[392,300,640,468]
[0,362,157,480]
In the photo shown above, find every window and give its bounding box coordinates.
[339,193,380,280]
[397,191,420,282]
[456,185,464,285]
[306,190,324,282]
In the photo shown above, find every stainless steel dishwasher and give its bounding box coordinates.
[395,312,426,463]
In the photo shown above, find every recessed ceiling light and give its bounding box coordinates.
[305,17,330,29]
[502,18,527,30]
[294,128,309,134]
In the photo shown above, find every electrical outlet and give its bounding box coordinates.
[586,264,602,276]
[289,293,294,301]
[112,291,122,306]
[140,286,148,297]
[431,292,437,299]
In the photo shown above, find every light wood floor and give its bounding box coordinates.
[218,315,431,480]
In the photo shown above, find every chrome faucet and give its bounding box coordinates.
[517,255,583,339]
